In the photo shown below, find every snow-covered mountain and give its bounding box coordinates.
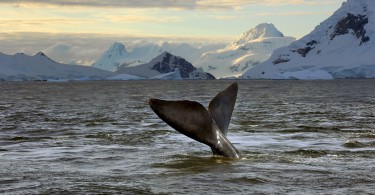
[92,41,223,72]
[196,23,295,78]
[0,52,113,81]
[243,0,375,80]
[91,24,294,78]
[116,52,215,80]
[92,42,128,71]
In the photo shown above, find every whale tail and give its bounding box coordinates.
[149,82,241,158]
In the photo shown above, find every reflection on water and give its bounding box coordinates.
[0,80,374,194]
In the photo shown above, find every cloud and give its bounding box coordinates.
[197,0,338,9]
[0,18,96,33]
[0,0,339,9]
[0,32,230,65]
[0,32,117,64]
[42,43,101,65]
[106,15,183,23]
[0,0,197,9]
[0,18,93,26]
[211,15,243,20]
[257,11,331,16]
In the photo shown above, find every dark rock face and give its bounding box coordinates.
[296,47,313,57]
[306,40,318,46]
[289,13,370,59]
[151,52,215,79]
[330,13,370,45]
[273,54,291,65]
[189,71,216,80]
[291,40,318,58]
[273,58,290,65]
[151,52,196,78]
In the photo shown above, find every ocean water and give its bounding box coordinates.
[0,80,374,194]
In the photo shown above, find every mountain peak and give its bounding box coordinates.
[33,51,55,62]
[116,51,215,80]
[230,23,284,46]
[105,42,127,57]
[160,51,171,56]
[92,42,128,71]
[150,52,180,65]
[251,23,284,38]
[34,51,46,57]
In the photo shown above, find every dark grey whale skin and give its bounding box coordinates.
[149,83,241,159]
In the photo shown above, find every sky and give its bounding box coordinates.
[0,0,346,65]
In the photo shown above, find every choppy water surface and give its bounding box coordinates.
[0,80,374,194]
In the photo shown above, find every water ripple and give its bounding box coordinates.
[0,80,374,194]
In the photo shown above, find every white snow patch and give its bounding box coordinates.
[149,68,182,80]
[107,74,145,80]
[282,70,334,80]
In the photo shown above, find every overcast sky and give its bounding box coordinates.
[0,0,345,64]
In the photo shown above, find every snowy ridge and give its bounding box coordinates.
[0,52,114,81]
[92,24,293,78]
[228,23,285,47]
[91,41,222,72]
[243,0,375,79]
[196,23,295,78]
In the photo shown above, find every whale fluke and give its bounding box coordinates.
[208,82,238,136]
[149,82,241,159]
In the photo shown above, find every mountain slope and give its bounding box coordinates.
[149,68,183,80]
[196,23,295,78]
[116,52,215,80]
[0,52,113,81]
[243,0,375,79]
